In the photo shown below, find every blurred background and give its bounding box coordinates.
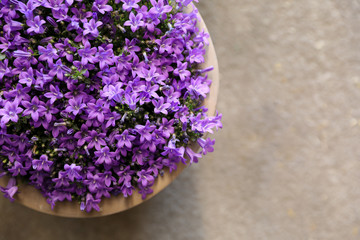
[2,0,360,239]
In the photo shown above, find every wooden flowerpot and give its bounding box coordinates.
[0,7,219,218]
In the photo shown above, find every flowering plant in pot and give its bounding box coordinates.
[0,0,221,217]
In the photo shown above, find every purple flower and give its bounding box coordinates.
[94,146,116,165]
[115,129,136,148]
[120,184,134,197]
[87,99,107,123]
[47,190,72,209]
[32,154,53,172]
[82,193,100,212]
[135,120,156,143]
[43,100,59,123]
[132,147,149,165]
[124,93,139,110]
[92,0,113,14]
[64,83,87,99]
[19,67,35,87]
[84,172,105,193]
[116,165,134,187]
[152,97,171,115]
[12,133,30,152]
[161,138,185,158]
[64,163,83,181]
[84,130,107,150]
[18,0,41,19]
[65,97,86,116]
[78,41,97,65]
[53,172,70,188]
[124,12,145,32]
[0,36,12,53]
[99,171,116,187]
[22,96,46,122]
[186,76,210,98]
[26,16,46,34]
[159,118,174,138]
[51,124,66,138]
[0,100,23,125]
[44,0,66,11]
[3,84,31,101]
[3,19,21,36]
[0,59,11,80]
[120,0,141,11]
[138,185,153,200]
[138,83,159,105]
[74,124,89,146]
[149,0,172,16]
[188,47,205,64]
[124,38,141,54]
[46,16,58,27]
[138,66,164,83]
[0,178,18,202]
[52,9,69,22]
[83,19,103,38]
[8,161,29,176]
[173,61,191,81]
[190,112,223,134]
[54,38,76,62]
[185,146,202,164]
[197,137,215,155]
[49,59,71,80]
[65,0,74,6]
[38,43,59,64]
[35,69,53,88]
[95,45,114,70]
[44,85,63,104]
[137,169,154,187]
[105,111,121,128]
[194,29,210,45]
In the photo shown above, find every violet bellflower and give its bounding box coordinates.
[83,19,103,38]
[0,178,18,202]
[115,129,136,148]
[49,59,72,80]
[0,59,10,80]
[92,0,113,14]
[173,61,191,81]
[32,154,53,172]
[65,97,87,116]
[84,130,107,150]
[64,163,83,182]
[78,41,97,65]
[0,100,23,125]
[120,0,141,11]
[152,97,171,115]
[95,45,114,70]
[38,43,59,64]
[19,67,35,87]
[149,0,172,17]
[94,146,116,165]
[82,193,100,212]
[26,16,46,34]
[124,12,145,32]
[44,85,64,104]
[22,96,46,122]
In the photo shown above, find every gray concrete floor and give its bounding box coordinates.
[2,0,360,239]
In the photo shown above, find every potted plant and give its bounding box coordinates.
[0,0,221,217]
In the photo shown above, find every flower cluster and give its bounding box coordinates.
[0,0,222,212]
